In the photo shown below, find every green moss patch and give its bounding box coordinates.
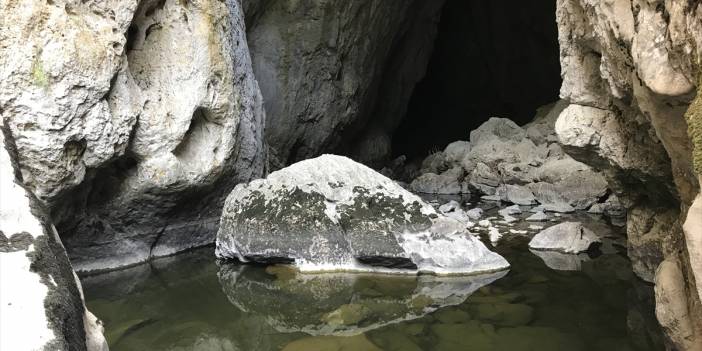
[686,72,702,175]
[31,56,49,88]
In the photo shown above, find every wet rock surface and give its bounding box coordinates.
[217,155,508,275]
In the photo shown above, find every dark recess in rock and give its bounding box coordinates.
[392,0,561,160]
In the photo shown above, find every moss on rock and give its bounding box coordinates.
[31,56,48,88]
[686,72,702,175]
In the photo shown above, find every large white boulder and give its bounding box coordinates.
[216,155,509,275]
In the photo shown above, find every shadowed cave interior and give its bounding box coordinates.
[391,0,562,161]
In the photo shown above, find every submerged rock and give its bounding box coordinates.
[281,335,382,351]
[529,222,601,254]
[216,155,508,275]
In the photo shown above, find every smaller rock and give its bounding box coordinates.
[602,195,625,217]
[587,203,606,214]
[588,194,626,218]
[500,205,522,215]
[498,162,537,184]
[529,205,544,213]
[489,227,502,244]
[420,152,449,174]
[470,117,527,144]
[500,215,518,224]
[321,304,370,326]
[526,182,568,206]
[481,195,502,202]
[496,184,536,205]
[528,225,544,230]
[498,205,521,224]
[541,203,575,213]
[439,201,461,214]
[410,172,463,194]
[467,163,500,195]
[466,208,484,220]
[526,212,549,222]
[444,141,471,164]
[529,222,601,253]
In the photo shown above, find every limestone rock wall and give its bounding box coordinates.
[0,0,266,272]
[1,128,107,351]
[555,0,702,348]
[244,0,444,168]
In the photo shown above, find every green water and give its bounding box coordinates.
[83,215,664,351]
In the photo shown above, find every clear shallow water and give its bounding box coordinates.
[83,213,664,351]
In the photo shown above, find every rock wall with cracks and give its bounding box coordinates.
[0,0,266,272]
[554,0,702,348]
[243,0,445,168]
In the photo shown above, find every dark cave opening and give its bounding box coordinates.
[391,0,562,161]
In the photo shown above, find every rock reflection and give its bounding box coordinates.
[217,264,507,336]
[529,249,590,271]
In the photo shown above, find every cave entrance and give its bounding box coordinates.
[391,0,562,161]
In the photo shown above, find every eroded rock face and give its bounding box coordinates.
[244,0,445,167]
[216,155,509,275]
[555,0,702,347]
[0,0,266,272]
[0,0,139,202]
[0,129,107,351]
